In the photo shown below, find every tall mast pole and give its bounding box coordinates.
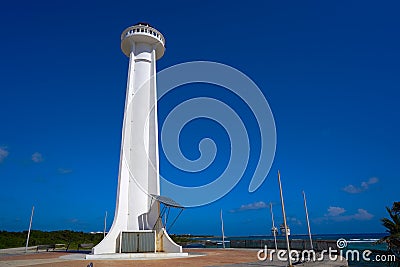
[278,171,292,267]
[270,202,278,251]
[303,191,313,250]
[220,209,226,249]
[25,206,34,253]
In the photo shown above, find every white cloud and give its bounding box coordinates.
[58,168,72,174]
[343,177,379,194]
[326,206,346,216]
[230,201,268,213]
[352,209,374,220]
[288,217,302,225]
[69,218,79,223]
[32,152,44,163]
[324,206,373,221]
[343,184,362,194]
[361,177,378,188]
[0,147,9,163]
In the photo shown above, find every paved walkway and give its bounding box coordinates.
[0,248,348,267]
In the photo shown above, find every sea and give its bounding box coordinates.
[188,233,396,266]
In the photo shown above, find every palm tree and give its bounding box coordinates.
[379,202,400,264]
[392,202,400,213]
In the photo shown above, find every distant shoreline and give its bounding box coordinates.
[0,230,387,250]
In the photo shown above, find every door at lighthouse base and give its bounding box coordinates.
[117,231,156,253]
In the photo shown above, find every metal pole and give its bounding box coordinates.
[278,171,292,267]
[220,209,226,249]
[104,211,108,238]
[25,206,34,253]
[303,191,314,251]
[270,202,278,251]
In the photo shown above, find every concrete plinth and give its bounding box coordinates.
[85,252,189,260]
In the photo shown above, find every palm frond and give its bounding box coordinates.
[379,202,400,253]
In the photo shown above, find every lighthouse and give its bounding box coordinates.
[90,23,183,256]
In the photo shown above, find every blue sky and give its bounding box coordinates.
[0,1,399,236]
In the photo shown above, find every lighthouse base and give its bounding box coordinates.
[89,228,183,257]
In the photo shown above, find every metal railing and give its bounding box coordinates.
[230,239,339,253]
[121,25,165,46]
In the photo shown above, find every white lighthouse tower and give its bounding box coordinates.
[90,23,183,256]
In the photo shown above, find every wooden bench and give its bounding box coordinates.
[78,243,94,251]
[36,244,56,252]
[54,243,68,251]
